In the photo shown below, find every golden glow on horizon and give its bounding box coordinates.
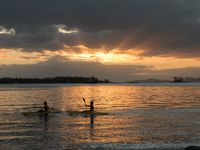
[132,57,200,69]
[0,49,45,64]
[63,51,137,64]
[0,48,200,70]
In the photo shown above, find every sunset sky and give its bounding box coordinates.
[1,0,200,81]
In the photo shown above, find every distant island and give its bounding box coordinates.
[129,76,200,83]
[171,76,200,83]
[128,78,170,83]
[0,76,111,84]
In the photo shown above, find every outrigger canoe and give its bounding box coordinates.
[22,110,61,116]
[67,110,108,116]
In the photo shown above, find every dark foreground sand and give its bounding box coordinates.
[84,145,200,150]
[125,148,185,150]
[88,148,195,150]
[130,147,187,150]
[135,147,200,150]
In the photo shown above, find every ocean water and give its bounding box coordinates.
[0,83,200,150]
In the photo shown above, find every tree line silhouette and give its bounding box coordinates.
[173,76,184,82]
[0,76,110,84]
[172,76,200,82]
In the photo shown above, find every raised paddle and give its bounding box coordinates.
[83,98,87,110]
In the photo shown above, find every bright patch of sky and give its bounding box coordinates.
[55,25,78,34]
[0,26,15,35]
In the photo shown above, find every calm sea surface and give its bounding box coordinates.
[0,83,200,149]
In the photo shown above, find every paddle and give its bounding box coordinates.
[33,106,59,111]
[83,98,87,110]
[33,106,42,108]
[21,106,42,110]
[50,108,59,111]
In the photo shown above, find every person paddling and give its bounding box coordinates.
[89,101,94,111]
[38,101,50,112]
[86,100,94,112]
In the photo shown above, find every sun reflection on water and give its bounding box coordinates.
[0,84,200,149]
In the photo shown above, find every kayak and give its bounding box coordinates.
[67,110,109,116]
[22,110,61,116]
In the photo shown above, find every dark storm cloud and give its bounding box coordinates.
[0,0,200,57]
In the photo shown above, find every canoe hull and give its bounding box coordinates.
[67,110,108,116]
[22,111,61,116]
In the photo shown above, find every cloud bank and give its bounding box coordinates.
[0,0,200,57]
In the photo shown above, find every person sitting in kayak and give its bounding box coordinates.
[86,100,94,112]
[38,101,49,112]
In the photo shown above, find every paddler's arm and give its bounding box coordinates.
[38,106,47,111]
[37,107,44,112]
[49,107,59,111]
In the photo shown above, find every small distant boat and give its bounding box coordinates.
[22,110,62,116]
[67,110,109,116]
